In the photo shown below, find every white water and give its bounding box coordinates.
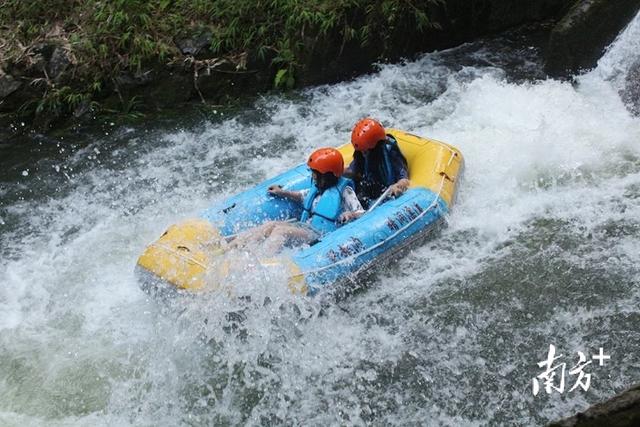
[1,13,640,426]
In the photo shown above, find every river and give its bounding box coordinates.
[1,15,640,426]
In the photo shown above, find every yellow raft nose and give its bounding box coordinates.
[137,219,310,296]
[137,218,227,291]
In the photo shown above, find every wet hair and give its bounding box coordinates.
[351,140,385,177]
[313,171,339,191]
[350,140,387,206]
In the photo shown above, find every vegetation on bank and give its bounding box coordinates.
[0,0,441,121]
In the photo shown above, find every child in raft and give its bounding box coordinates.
[346,118,411,210]
[230,147,364,252]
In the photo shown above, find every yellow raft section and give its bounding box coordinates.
[136,129,463,293]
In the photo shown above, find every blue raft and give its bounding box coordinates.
[136,129,464,296]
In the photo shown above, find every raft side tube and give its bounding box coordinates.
[200,165,312,236]
[291,188,448,294]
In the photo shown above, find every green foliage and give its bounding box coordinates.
[274,68,295,89]
[17,85,93,117]
[0,0,442,117]
[101,95,145,119]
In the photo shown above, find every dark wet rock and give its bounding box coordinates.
[30,42,56,61]
[174,32,213,57]
[0,70,22,99]
[144,70,194,108]
[439,0,571,37]
[21,42,60,78]
[114,70,155,88]
[47,47,72,81]
[0,66,45,115]
[104,67,193,111]
[546,0,640,77]
[549,383,640,427]
[622,59,640,116]
[193,54,270,104]
[72,100,92,118]
[297,0,573,86]
[26,53,47,75]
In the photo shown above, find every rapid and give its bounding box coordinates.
[1,14,640,426]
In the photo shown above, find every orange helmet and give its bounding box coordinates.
[307,147,344,178]
[351,118,386,151]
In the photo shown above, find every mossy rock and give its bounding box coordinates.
[546,0,640,76]
[548,383,640,426]
[442,0,571,36]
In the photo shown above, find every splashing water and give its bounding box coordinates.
[1,16,640,425]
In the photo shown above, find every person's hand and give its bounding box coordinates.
[338,211,362,224]
[388,179,410,197]
[267,185,283,196]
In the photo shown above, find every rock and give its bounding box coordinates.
[193,55,271,104]
[0,74,45,115]
[622,59,640,116]
[31,42,56,60]
[23,42,58,77]
[546,0,640,76]
[296,0,574,87]
[174,32,213,56]
[102,66,194,111]
[144,70,194,107]
[47,47,71,81]
[114,70,154,88]
[0,70,22,99]
[73,100,92,118]
[442,0,571,36]
[549,383,640,427]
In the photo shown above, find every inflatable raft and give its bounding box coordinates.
[136,129,463,297]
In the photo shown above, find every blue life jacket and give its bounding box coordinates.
[363,137,397,187]
[300,176,354,234]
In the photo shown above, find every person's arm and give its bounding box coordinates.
[343,155,364,181]
[268,185,304,203]
[338,187,365,223]
[388,148,410,196]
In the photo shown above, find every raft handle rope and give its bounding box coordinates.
[151,242,209,269]
[292,145,458,278]
[367,186,393,213]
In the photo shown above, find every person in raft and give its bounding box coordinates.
[230,147,364,252]
[341,118,411,220]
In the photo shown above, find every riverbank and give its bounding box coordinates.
[1,0,575,142]
[3,0,640,143]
